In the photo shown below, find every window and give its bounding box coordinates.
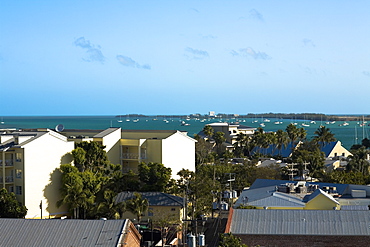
[16,186,22,195]
[171,208,176,211]
[16,169,22,179]
[16,153,22,162]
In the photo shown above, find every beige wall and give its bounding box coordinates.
[162,132,196,178]
[23,132,74,218]
[122,205,183,224]
[328,141,352,158]
[304,194,339,210]
[99,129,121,165]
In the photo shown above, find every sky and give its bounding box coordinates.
[1,0,370,116]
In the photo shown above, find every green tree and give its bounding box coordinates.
[313,126,336,146]
[0,188,27,218]
[213,131,226,154]
[96,189,126,219]
[275,129,289,156]
[138,162,172,192]
[286,123,299,145]
[291,141,325,180]
[362,138,370,149]
[203,125,214,139]
[73,141,110,173]
[347,147,370,175]
[194,134,215,165]
[125,192,149,222]
[57,164,98,219]
[219,233,248,247]
[323,170,369,185]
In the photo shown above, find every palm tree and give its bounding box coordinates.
[347,147,370,175]
[96,190,126,219]
[125,192,149,222]
[203,125,214,140]
[275,129,289,156]
[213,131,226,154]
[314,126,336,146]
[286,123,299,146]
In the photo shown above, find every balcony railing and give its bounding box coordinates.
[6,160,13,166]
[0,176,14,183]
[121,153,146,160]
[0,160,14,166]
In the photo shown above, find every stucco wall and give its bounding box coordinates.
[304,194,339,210]
[23,132,74,218]
[161,132,196,179]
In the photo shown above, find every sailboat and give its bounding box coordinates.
[117,116,123,123]
[1,117,4,124]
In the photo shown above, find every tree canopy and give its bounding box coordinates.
[0,188,27,218]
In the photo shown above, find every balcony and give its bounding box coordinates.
[0,176,14,183]
[121,153,147,160]
[0,160,14,167]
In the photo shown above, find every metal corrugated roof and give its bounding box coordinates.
[94,127,121,138]
[0,219,126,247]
[230,209,370,235]
[235,188,305,208]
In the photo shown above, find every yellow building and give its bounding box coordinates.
[304,189,340,210]
[116,191,184,224]
[63,128,197,178]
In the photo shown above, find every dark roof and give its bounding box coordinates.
[116,192,184,207]
[0,219,127,247]
[319,141,338,157]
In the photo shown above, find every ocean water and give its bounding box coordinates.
[1,116,368,150]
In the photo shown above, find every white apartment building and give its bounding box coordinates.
[62,128,197,179]
[0,127,196,218]
[0,129,74,218]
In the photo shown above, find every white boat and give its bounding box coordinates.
[310,121,316,124]
[259,123,265,127]
[302,123,310,127]
[263,119,270,122]
[117,116,123,123]
[181,121,190,126]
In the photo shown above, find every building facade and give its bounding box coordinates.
[0,129,74,218]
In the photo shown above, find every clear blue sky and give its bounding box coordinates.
[1,1,369,116]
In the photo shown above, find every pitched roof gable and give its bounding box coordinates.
[303,189,339,205]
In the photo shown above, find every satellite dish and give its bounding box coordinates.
[55,124,64,132]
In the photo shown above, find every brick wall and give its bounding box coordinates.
[236,234,370,247]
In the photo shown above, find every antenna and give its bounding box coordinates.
[55,124,64,132]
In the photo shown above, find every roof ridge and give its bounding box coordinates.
[161,192,183,207]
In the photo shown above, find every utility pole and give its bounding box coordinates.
[39,200,42,219]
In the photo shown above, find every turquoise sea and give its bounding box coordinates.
[1,116,369,150]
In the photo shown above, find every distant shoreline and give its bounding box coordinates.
[116,113,370,121]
